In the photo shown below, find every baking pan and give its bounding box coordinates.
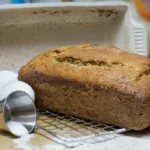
[0,2,147,72]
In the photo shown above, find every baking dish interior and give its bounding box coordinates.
[0,5,129,71]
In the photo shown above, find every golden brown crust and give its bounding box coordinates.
[19,44,150,130]
[19,44,150,104]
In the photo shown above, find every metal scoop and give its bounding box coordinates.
[0,91,36,137]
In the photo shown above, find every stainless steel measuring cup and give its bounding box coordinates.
[0,91,36,137]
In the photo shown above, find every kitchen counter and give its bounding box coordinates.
[1,115,150,150]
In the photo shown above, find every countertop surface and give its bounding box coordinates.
[1,119,150,150]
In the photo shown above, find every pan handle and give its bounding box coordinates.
[131,19,148,56]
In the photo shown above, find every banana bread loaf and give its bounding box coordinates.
[19,44,150,130]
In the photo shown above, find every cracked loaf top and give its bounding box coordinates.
[19,44,150,105]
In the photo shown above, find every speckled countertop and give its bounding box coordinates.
[1,118,150,150]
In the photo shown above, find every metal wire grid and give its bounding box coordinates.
[37,109,128,147]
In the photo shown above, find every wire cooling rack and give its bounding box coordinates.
[36,109,128,148]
